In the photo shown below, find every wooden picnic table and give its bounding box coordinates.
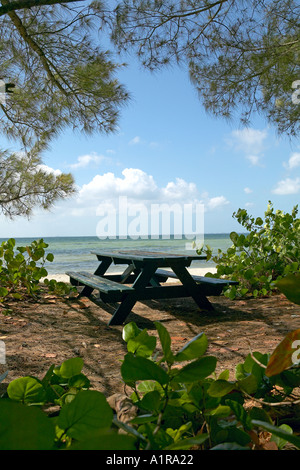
[67,249,238,325]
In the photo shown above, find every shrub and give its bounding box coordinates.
[0,238,75,301]
[0,273,300,450]
[199,202,300,299]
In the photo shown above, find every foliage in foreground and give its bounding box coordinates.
[0,238,75,301]
[0,273,300,450]
[199,202,300,299]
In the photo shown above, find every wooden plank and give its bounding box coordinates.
[66,271,134,293]
[91,250,205,263]
[155,269,239,286]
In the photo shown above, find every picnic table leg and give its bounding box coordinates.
[120,264,139,283]
[79,257,113,297]
[108,264,156,326]
[171,264,214,311]
[94,257,112,276]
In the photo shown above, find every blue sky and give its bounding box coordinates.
[1,58,299,239]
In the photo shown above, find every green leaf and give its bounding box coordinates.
[58,390,113,441]
[172,356,217,384]
[270,424,293,450]
[165,434,209,450]
[0,287,8,297]
[122,322,141,342]
[154,321,174,364]
[41,364,55,388]
[174,333,208,361]
[68,373,90,389]
[211,442,249,450]
[46,253,54,262]
[127,328,156,357]
[0,400,55,450]
[55,357,84,378]
[252,420,300,449]
[7,376,46,405]
[121,353,169,385]
[274,274,300,305]
[139,390,161,412]
[237,374,259,395]
[209,405,232,418]
[226,399,252,431]
[208,379,235,397]
[71,430,137,450]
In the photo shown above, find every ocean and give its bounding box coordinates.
[0,234,233,275]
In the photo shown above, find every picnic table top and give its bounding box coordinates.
[91,249,206,262]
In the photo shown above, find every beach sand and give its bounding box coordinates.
[44,267,218,283]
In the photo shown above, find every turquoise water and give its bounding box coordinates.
[0,234,233,274]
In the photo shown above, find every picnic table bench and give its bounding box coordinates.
[67,250,238,325]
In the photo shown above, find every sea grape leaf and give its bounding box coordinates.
[252,420,300,449]
[265,329,300,377]
[121,353,169,385]
[154,321,174,364]
[226,399,252,431]
[0,400,55,450]
[174,332,208,362]
[58,390,113,441]
[7,376,46,405]
[122,322,141,342]
[139,390,161,412]
[55,357,84,378]
[274,274,300,305]
[171,356,217,384]
[127,328,156,357]
[208,379,235,397]
[270,424,293,450]
[71,430,137,450]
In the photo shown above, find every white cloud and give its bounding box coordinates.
[205,195,229,211]
[37,164,62,177]
[78,168,158,203]
[246,155,261,166]
[129,136,141,145]
[283,152,300,170]
[244,187,253,194]
[229,128,268,154]
[272,177,300,195]
[71,168,229,217]
[69,152,107,169]
[161,178,198,201]
[227,127,268,166]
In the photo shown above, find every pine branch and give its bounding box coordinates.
[0,0,82,16]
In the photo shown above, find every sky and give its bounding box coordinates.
[0,56,299,239]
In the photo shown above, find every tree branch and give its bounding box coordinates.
[0,0,82,16]
[3,1,69,95]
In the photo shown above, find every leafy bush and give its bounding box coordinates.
[199,202,300,299]
[0,357,136,450]
[0,238,75,301]
[1,273,300,451]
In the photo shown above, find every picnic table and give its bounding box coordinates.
[67,250,238,325]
